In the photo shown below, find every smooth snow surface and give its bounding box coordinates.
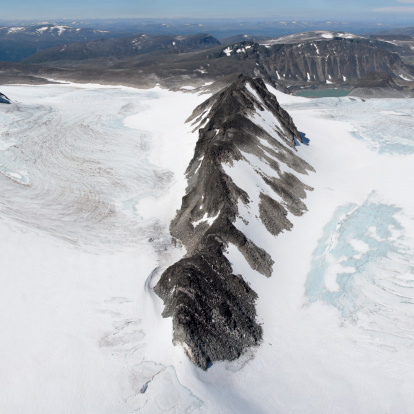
[1,82,414,413]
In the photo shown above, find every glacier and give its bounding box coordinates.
[0,81,414,413]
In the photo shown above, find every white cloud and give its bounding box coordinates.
[374,6,414,12]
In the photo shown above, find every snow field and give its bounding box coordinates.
[1,81,414,413]
[0,83,207,413]
[216,87,414,413]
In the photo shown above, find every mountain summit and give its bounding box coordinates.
[154,75,314,369]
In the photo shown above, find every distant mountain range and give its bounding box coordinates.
[366,26,414,37]
[1,18,410,41]
[23,33,221,63]
[0,24,127,62]
[0,24,113,39]
[0,29,413,96]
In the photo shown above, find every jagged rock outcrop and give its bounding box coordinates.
[154,74,314,370]
[0,92,10,104]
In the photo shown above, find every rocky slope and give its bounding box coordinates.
[154,75,314,369]
[219,33,414,88]
[370,35,414,63]
[0,92,10,103]
[348,71,414,98]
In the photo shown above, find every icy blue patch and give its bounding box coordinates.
[335,99,414,154]
[0,164,29,185]
[305,198,402,319]
[0,112,10,122]
[305,198,414,346]
[283,97,414,154]
[350,131,414,155]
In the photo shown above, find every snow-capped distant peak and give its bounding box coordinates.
[36,26,50,33]
[7,27,25,34]
[0,24,117,42]
[260,30,364,46]
[4,24,73,36]
[51,25,71,35]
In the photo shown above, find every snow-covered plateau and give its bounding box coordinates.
[1,81,414,413]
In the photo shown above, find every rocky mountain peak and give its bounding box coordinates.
[154,75,314,370]
[190,74,301,149]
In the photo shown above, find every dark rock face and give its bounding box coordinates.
[261,38,402,84]
[0,92,10,104]
[217,37,412,88]
[155,248,261,370]
[154,75,314,369]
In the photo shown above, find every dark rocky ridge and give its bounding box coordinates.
[154,75,314,369]
[0,92,10,103]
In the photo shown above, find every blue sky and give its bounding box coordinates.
[2,0,414,19]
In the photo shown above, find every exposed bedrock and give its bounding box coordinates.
[155,243,261,371]
[154,74,314,369]
[257,38,412,86]
[215,36,413,90]
[0,92,11,104]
